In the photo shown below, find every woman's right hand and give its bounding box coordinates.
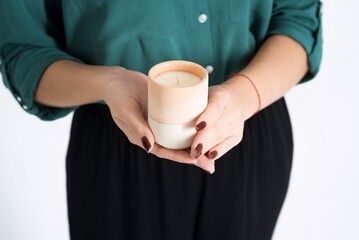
[101,67,156,153]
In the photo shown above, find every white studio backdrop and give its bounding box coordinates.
[1,1,358,239]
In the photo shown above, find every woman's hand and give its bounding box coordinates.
[149,83,250,174]
[102,67,156,152]
[189,84,249,164]
[188,35,309,165]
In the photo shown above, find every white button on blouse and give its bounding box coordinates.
[205,65,214,74]
[198,14,208,23]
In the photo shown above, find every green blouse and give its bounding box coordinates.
[0,0,322,120]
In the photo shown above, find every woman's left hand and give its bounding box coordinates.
[189,84,248,165]
[152,35,309,173]
[150,84,248,174]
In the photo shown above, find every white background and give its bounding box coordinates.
[1,1,358,239]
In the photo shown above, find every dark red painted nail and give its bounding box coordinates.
[209,151,218,160]
[193,143,203,159]
[195,121,207,131]
[141,136,151,153]
[195,143,203,154]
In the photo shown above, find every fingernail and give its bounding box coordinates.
[209,151,218,160]
[195,121,207,131]
[141,136,151,153]
[193,143,203,159]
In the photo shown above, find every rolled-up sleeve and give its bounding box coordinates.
[267,0,323,82]
[0,1,81,120]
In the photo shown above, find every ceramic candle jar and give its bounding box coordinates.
[148,60,208,150]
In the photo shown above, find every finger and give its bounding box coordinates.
[191,109,222,159]
[151,144,197,164]
[191,89,233,159]
[195,155,215,174]
[191,113,238,160]
[207,136,242,161]
[114,100,155,153]
[151,144,214,173]
[190,123,222,159]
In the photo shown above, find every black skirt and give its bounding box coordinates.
[66,98,293,240]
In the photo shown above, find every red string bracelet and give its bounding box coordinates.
[229,73,262,115]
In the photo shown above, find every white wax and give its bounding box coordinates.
[154,71,201,87]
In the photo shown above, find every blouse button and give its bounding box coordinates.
[205,65,214,74]
[22,105,28,110]
[198,14,208,24]
[16,95,22,102]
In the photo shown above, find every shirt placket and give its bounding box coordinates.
[193,1,216,85]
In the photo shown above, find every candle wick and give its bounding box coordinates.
[176,74,180,86]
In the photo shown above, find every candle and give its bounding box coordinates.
[148,61,208,150]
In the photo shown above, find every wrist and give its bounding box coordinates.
[221,73,261,120]
[93,66,126,104]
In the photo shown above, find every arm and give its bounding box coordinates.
[34,60,163,156]
[149,35,309,174]
[35,60,199,166]
[34,60,119,108]
[34,37,309,173]
[0,1,158,155]
[224,34,308,120]
[185,0,323,173]
[30,34,310,173]
[190,35,308,170]
[0,1,81,120]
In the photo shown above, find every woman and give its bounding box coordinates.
[0,0,322,239]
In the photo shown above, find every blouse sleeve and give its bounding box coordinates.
[0,0,81,120]
[267,0,323,83]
